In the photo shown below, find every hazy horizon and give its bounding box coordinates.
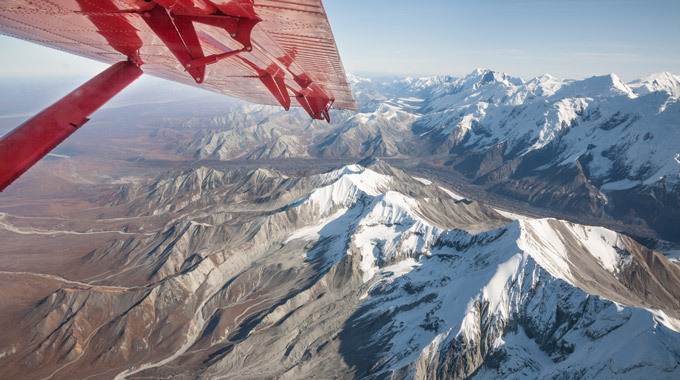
[1,1,679,82]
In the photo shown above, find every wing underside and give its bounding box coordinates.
[0,0,356,117]
[0,0,356,191]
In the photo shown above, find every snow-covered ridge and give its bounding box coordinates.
[304,164,392,212]
[280,163,680,378]
[629,71,680,97]
[12,160,679,379]
[352,213,680,379]
[292,164,675,313]
[287,162,679,317]
[288,164,438,281]
[518,218,627,278]
[350,68,680,189]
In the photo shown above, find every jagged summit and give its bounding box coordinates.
[473,69,523,86]
[527,73,568,97]
[629,71,680,97]
[534,73,556,81]
[560,73,637,98]
[346,73,373,84]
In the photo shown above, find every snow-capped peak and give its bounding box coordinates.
[527,73,568,97]
[462,68,524,89]
[629,71,680,97]
[535,73,556,81]
[304,164,392,214]
[343,200,680,378]
[561,73,637,99]
[346,73,372,85]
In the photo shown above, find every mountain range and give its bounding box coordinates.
[162,69,680,245]
[1,160,678,379]
[0,69,678,379]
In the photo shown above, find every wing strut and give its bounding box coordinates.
[0,61,143,192]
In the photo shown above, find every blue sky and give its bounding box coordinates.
[0,0,679,81]
[324,0,680,80]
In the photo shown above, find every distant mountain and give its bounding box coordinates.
[3,160,678,379]
[386,69,680,241]
[171,69,680,242]
[628,72,680,97]
[352,69,677,192]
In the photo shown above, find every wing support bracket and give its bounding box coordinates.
[141,4,259,83]
[241,60,291,110]
[186,47,250,69]
[0,61,143,192]
[293,89,334,122]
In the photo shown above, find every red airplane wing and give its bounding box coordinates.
[0,0,356,191]
[0,0,356,115]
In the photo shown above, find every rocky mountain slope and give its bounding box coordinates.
[1,160,678,379]
[168,70,680,243]
[398,70,680,242]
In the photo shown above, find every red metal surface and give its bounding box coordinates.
[259,70,291,110]
[0,61,143,191]
[154,0,218,15]
[187,13,259,49]
[142,5,206,83]
[76,0,144,63]
[295,87,332,122]
[188,47,248,68]
[0,0,356,112]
